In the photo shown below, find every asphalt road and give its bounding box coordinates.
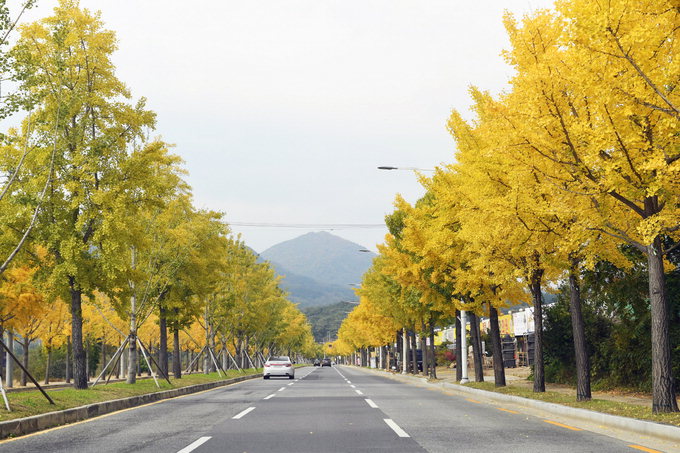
[0,366,666,453]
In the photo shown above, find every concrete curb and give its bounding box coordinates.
[353,367,680,444]
[0,373,260,439]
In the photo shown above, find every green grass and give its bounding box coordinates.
[0,369,262,422]
[464,381,680,427]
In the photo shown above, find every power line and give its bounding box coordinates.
[227,221,386,230]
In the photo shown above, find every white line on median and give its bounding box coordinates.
[232,407,255,419]
[355,389,364,395]
[384,419,410,437]
[365,399,378,408]
[264,394,275,400]
[177,436,211,453]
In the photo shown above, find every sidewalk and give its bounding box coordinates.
[436,366,654,407]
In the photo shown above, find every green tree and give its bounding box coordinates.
[11,0,162,388]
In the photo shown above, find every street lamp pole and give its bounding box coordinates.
[460,310,469,384]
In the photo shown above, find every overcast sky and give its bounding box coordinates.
[14,0,556,253]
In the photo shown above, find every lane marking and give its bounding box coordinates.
[347,380,352,384]
[232,407,256,419]
[263,394,275,400]
[466,398,481,404]
[350,384,356,388]
[355,389,364,395]
[628,446,662,453]
[384,419,410,437]
[543,420,582,431]
[365,399,378,408]
[0,376,257,445]
[287,383,294,386]
[177,436,212,453]
[278,387,286,392]
[497,408,519,414]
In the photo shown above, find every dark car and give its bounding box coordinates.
[313,359,321,366]
[321,358,332,367]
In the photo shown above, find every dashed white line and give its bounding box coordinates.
[365,399,378,408]
[346,380,351,384]
[350,384,356,388]
[232,407,256,419]
[287,383,294,386]
[264,394,275,400]
[355,389,364,395]
[177,436,212,453]
[384,419,410,437]
[278,387,286,391]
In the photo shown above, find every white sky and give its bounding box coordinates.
[12,0,556,253]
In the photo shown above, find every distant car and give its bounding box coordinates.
[313,359,321,366]
[263,356,295,379]
[321,358,332,367]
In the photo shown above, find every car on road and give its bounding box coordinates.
[263,356,295,379]
[321,358,332,367]
[313,359,321,366]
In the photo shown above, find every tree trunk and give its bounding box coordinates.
[647,237,679,413]
[85,340,90,381]
[100,340,106,376]
[401,328,408,374]
[529,268,545,392]
[127,306,137,384]
[65,335,71,384]
[173,327,181,379]
[469,313,484,382]
[428,322,436,379]
[69,283,88,389]
[159,304,168,377]
[489,305,506,387]
[568,262,591,401]
[420,323,427,376]
[0,325,4,381]
[455,310,462,382]
[44,347,52,385]
[409,331,417,374]
[21,338,29,386]
[5,331,13,388]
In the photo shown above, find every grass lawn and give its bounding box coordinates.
[464,381,680,427]
[0,369,261,422]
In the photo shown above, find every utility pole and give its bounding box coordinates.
[460,310,469,384]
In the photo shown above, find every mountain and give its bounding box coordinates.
[302,302,357,342]
[265,260,356,307]
[260,232,376,287]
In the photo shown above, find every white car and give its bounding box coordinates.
[263,356,295,379]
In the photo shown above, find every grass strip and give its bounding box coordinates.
[464,381,680,427]
[0,369,261,422]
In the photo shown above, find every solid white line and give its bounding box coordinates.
[384,419,410,437]
[365,399,378,408]
[264,394,275,400]
[355,389,364,395]
[177,436,211,453]
[232,407,255,419]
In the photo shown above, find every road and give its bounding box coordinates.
[0,366,665,453]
